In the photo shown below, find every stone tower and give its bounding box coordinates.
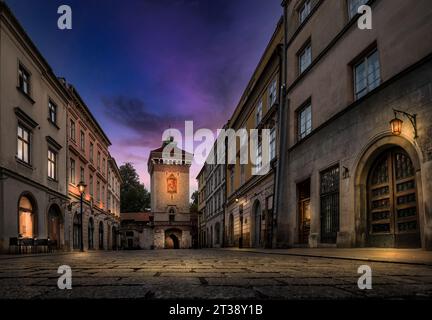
[147,137,193,249]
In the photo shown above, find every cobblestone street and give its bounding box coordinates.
[0,249,431,300]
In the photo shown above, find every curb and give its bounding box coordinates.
[223,249,432,266]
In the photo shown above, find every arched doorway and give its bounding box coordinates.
[47,204,62,247]
[210,225,213,248]
[18,194,37,238]
[99,221,104,249]
[253,200,262,247]
[215,222,220,245]
[88,217,94,249]
[367,147,420,247]
[165,229,181,249]
[112,226,117,250]
[73,213,81,249]
[228,213,234,246]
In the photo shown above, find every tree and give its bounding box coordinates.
[119,163,150,212]
[190,190,199,214]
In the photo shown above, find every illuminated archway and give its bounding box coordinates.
[18,193,37,238]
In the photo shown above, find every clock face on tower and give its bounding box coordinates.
[167,174,177,194]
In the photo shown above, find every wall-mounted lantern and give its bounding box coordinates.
[390,109,418,139]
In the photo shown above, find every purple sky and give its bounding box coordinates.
[7,0,282,196]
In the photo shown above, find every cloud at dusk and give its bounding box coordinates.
[6,0,282,194]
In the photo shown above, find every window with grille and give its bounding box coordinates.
[320,165,340,243]
[298,103,312,140]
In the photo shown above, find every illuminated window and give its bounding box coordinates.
[19,195,34,238]
[48,149,57,180]
[17,124,30,164]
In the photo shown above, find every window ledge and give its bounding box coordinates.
[48,119,60,130]
[48,177,58,183]
[16,87,35,104]
[15,157,33,170]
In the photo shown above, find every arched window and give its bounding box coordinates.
[18,195,35,238]
[88,217,94,249]
[99,221,104,249]
[73,213,81,249]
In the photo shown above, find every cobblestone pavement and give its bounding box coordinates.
[0,249,431,300]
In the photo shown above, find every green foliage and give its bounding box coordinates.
[119,162,150,212]
[190,190,199,213]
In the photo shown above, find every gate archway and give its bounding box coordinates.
[165,229,181,249]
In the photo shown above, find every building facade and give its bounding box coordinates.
[223,19,283,248]
[0,3,70,252]
[120,211,153,250]
[196,165,207,247]
[203,143,226,248]
[275,0,432,249]
[0,2,120,253]
[148,137,194,249]
[65,85,120,251]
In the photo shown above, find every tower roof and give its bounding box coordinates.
[147,138,193,173]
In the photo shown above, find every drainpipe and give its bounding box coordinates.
[274,0,289,248]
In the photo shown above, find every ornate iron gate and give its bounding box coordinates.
[320,165,340,243]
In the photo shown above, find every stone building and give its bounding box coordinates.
[120,211,153,249]
[108,156,122,248]
[65,85,120,251]
[148,137,194,249]
[196,165,207,247]
[0,2,70,252]
[203,143,226,248]
[224,18,283,248]
[0,2,121,253]
[276,0,432,249]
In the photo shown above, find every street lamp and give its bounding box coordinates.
[77,181,86,252]
[390,109,418,138]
